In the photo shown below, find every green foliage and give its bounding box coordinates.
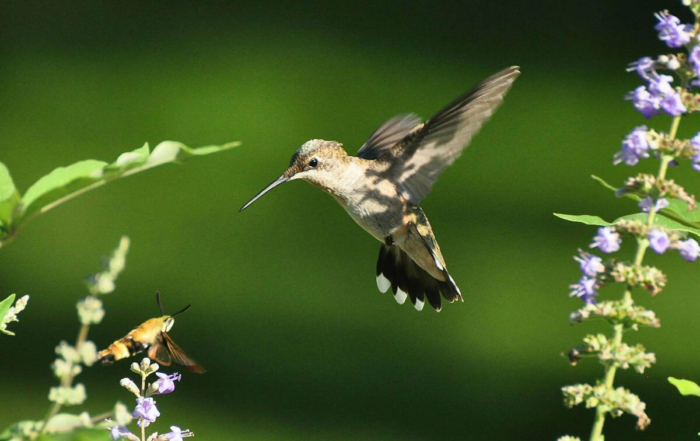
[554,212,700,238]
[0,164,20,230]
[0,141,239,248]
[592,174,700,228]
[0,294,16,328]
[36,429,111,441]
[668,377,700,397]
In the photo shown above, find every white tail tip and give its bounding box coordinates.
[377,274,391,293]
[394,287,408,304]
[413,297,425,311]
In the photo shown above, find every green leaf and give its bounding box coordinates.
[616,213,700,238]
[20,160,108,223]
[0,162,21,226]
[36,429,111,441]
[663,197,700,225]
[0,294,15,325]
[554,212,700,238]
[13,140,239,232]
[553,213,613,227]
[591,174,640,201]
[669,377,700,397]
[590,175,700,229]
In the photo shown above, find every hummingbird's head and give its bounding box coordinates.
[239,140,348,211]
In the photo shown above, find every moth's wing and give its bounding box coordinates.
[148,335,173,366]
[383,66,520,204]
[161,333,206,373]
[357,114,422,160]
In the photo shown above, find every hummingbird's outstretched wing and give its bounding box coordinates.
[381,66,520,205]
[357,114,421,160]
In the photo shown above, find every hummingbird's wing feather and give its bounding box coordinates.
[357,114,422,160]
[385,66,520,204]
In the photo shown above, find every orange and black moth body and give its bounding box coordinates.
[97,317,168,364]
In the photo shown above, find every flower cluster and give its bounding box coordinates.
[47,237,132,411]
[562,383,650,430]
[560,5,700,440]
[569,224,697,306]
[0,294,29,336]
[107,358,193,441]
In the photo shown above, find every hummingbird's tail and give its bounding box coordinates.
[375,244,462,312]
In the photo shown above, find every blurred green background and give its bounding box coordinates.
[2,0,700,439]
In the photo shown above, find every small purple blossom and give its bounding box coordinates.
[691,132,700,171]
[648,229,670,254]
[569,276,598,305]
[648,74,675,96]
[154,372,181,394]
[163,426,194,440]
[574,251,604,277]
[690,46,700,76]
[628,57,656,80]
[625,86,660,119]
[614,126,650,166]
[133,397,160,427]
[590,227,621,254]
[654,10,692,47]
[638,196,669,213]
[109,426,133,440]
[677,238,699,262]
[660,91,687,116]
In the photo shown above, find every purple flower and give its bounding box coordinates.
[109,426,133,440]
[133,397,160,427]
[574,251,604,277]
[638,196,669,213]
[648,74,675,96]
[163,426,194,440]
[590,227,621,254]
[569,276,598,305]
[691,133,700,172]
[678,238,699,262]
[614,126,650,166]
[690,46,700,76]
[655,10,692,48]
[625,86,660,119]
[628,57,656,80]
[154,372,181,394]
[648,229,670,254]
[660,91,687,116]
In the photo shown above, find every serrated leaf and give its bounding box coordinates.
[0,163,20,226]
[10,141,239,239]
[669,377,700,397]
[0,294,16,325]
[553,213,614,227]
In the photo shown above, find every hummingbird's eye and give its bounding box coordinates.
[309,158,319,168]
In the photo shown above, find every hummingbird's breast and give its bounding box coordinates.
[329,160,406,242]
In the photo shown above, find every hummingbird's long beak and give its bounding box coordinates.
[239,174,289,212]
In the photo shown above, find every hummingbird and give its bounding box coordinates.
[240,66,520,311]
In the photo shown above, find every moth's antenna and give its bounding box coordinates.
[156,291,165,316]
[170,304,192,318]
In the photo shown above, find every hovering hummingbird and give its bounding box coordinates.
[240,66,520,311]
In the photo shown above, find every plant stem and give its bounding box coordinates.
[38,306,93,434]
[588,115,680,441]
[141,372,147,441]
